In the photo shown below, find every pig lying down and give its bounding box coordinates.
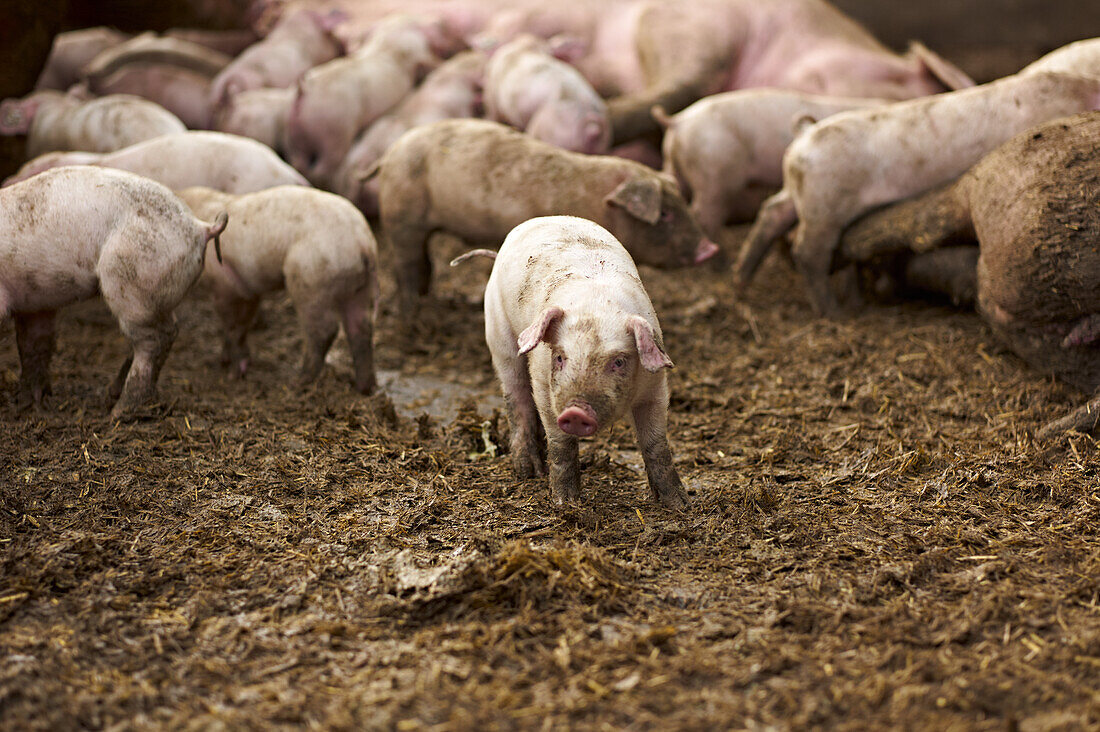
[477,216,689,509]
[837,112,1100,437]
[654,89,886,235]
[371,119,717,319]
[176,186,379,393]
[0,90,186,156]
[0,167,226,418]
[735,70,1100,315]
[34,27,132,91]
[6,131,309,193]
[484,34,610,154]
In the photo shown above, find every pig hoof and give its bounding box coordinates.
[354,377,377,395]
[511,450,546,479]
[551,483,581,506]
[654,483,691,511]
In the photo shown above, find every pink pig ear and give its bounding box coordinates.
[517,306,564,355]
[629,316,674,372]
[0,99,38,135]
[604,176,662,225]
[548,34,587,64]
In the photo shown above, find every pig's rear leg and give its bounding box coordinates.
[110,315,178,418]
[792,218,845,317]
[341,286,377,394]
[735,189,797,290]
[14,310,57,410]
[213,288,260,378]
[632,396,689,510]
[389,225,433,321]
[292,300,339,387]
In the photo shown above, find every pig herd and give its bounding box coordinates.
[2,0,1100,507]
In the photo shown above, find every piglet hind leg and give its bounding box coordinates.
[294,301,340,387]
[632,398,689,510]
[110,315,179,419]
[213,288,260,379]
[792,218,845,317]
[341,287,377,395]
[14,310,58,410]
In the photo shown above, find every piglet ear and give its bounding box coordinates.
[517,306,564,355]
[907,41,975,91]
[604,177,661,225]
[548,34,587,64]
[629,316,673,372]
[0,99,37,135]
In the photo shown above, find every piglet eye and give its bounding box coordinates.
[555,354,565,369]
[612,357,626,370]
[660,210,673,222]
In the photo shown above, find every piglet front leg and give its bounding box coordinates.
[632,399,689,510]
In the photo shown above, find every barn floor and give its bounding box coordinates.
[2,226,1098,730]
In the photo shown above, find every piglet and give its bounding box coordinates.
[211,87,294,155]
[6,131,308,193]
[176,185,378,393]
[484,34,610,154]
[0,166,227,418]
[475,215,689,508]
[0,90,186,157]
[35,27,132,91]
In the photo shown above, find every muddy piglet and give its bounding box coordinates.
[176,186,378,393]
[477,215,689,509]
[0,166,226,418]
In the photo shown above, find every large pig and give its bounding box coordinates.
[372,119,718,318]
[211,86,294,154]
[286,14,463,186]
[1021,37,1100,80]
[484,34,610,154]
[654,89,886,236]
[34,27,132,91]
[0,90,186,156]
[176,186,378,392]
[838,113,1100,436]
[6,131,309,193]
[0,166,227,417]
[735,71,1100,316]
[208,9,346,109]
[81,34,234,129]
[332,49,486,216]
[476,215,689,508]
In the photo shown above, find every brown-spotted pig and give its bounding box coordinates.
[208,9,346,109]
[481,215,689,508]
[735,71,1100,316]
[286,14,462,187]
[34,27,132,91]
[211,87,294,155]
[0,90,186,157]
[653,89,886,235]
[175,185,378,392]
[373,119,718,319]
[5,131,308,193]
[333,49,486,217]
[484,34,610,154]
[836,112,1100,436]
[0,166,227,417]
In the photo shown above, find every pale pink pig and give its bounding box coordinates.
[333,49,486,216]
[736,71,1100,315]
[208,9,346,109]
[654,89,886,235]
[211,87,294,155]
[5,131,308,192]
[34,27,132,91]
[0,90,186,157]
[0,166,227,417]
[176,185,378,392]
[478,215,688,508]
[285,14,463,186]
[484,34,610,154]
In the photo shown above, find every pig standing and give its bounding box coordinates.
[211,87,294,155]
[176,186,378,393]
[0,91,186,156]
[208,9,346,109]
[484,34,610,154]
[34,27,132,91]
[735,71,1100,315]
[0,166,227,417]
[333,49,486,216]
[479,215,689,508]
[6,131,309,193]
[286,14,462,186]
[653,90,886,235]
[372,119,718,318]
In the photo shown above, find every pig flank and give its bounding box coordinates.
[375,119,716,317]
[483,216,689,508]
[0,166,226,418]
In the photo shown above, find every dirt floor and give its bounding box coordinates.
[2,221,1099,729]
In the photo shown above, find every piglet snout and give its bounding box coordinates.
[557,402,598,437]
[694,238,719,264]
